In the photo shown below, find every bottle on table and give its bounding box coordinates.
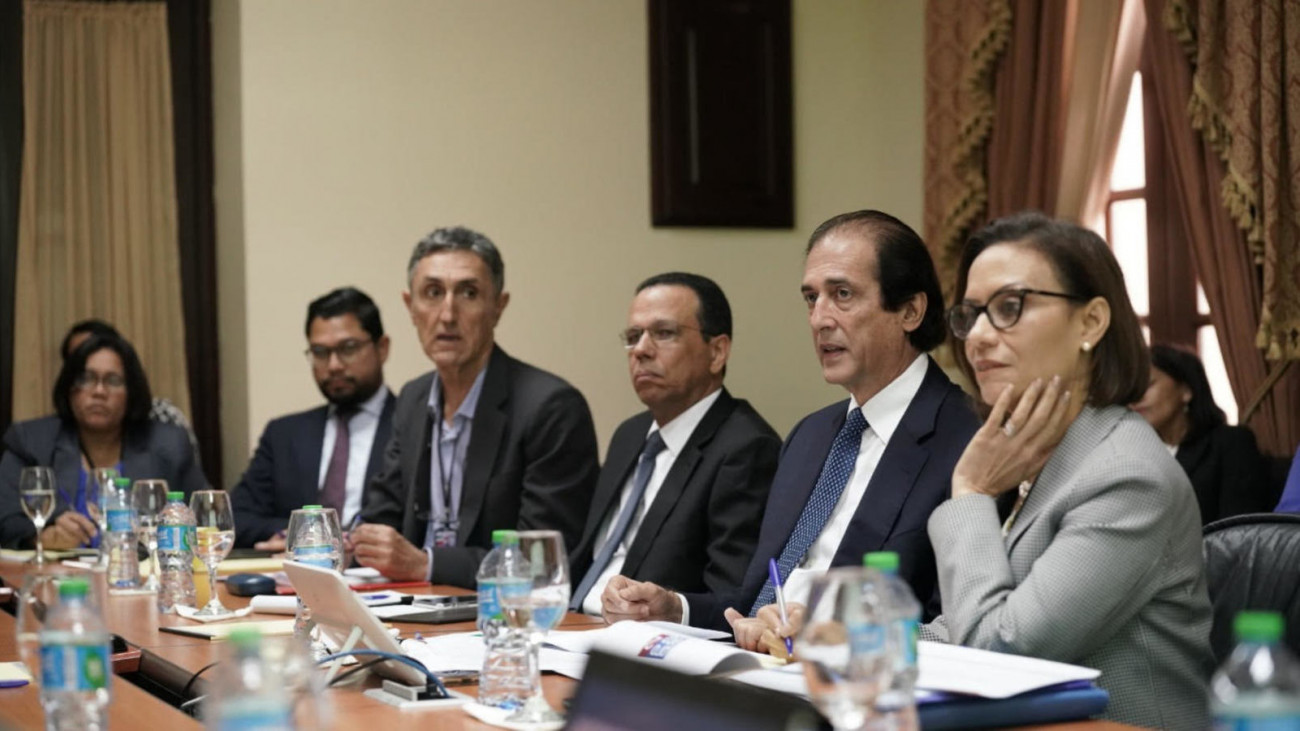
[863,551,921,730]
[287,505,342,657]
[203,627,294,730]
[39,577,112,731]
[105,476,140,589]
[476,529,531,709]
[157,490,197,613]
[1211,611,1300,728]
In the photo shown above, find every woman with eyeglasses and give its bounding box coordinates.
[0,332,206,549]
[927,212,1213,728]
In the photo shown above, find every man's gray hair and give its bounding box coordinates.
[406,226,505,295]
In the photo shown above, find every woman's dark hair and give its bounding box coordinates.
[60,319,121,360]
[952,211,1149,407]
[1150,343,1226,441]
[53,333,154,431]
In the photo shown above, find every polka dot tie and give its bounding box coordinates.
[751,408,868,616]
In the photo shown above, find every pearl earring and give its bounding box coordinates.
[1081,341,1092,353]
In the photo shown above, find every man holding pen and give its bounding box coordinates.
[604,211,978,651]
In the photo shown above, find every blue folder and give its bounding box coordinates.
[917,680,1109,730]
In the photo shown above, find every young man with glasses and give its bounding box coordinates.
[567,272,780,621]
[230,287,395,549]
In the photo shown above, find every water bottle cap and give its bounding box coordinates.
[1235,611,1284,642]
[491,529,519,545]
[167,491,183,501]
[863,551,900,572]
[227,627,262,648]
[58,577,90,598]
[302,504,323,511]
[113,477,131,488]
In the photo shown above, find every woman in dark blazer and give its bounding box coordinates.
[0,333,206,549]
[1131,343,1271,524]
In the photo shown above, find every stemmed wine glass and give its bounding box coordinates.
[190,490,236,618]
[797,567,892,731]
[501,530,570,724]
[85,468,118,564]
[133,480,169,592]
[19,467,57,566]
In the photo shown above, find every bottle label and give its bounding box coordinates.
[40,643,110,691]
[901,618,919,667]
[478,578,499,623]
[106,509,133,533]
[292,543,336,569]
[495,578,530,621]
[849,622,886,657]
[215,699,293,731]
[157,524,191,552]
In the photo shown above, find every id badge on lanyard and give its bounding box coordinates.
[431,415,460,550]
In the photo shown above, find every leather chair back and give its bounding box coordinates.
[1203,512,1300,663]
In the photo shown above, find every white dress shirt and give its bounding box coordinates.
[581,388,723,616]
[780,354,929,605]
[315,385,390,526]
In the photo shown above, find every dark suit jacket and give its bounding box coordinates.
[230,391,396,547]
[361,346,600,589]
[570,389,780,597]
[682,358,979,630]
[1178,423,1271,524]
[0,415,208,549]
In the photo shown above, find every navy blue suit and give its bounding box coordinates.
[682,358,979,629]
[230,392,396,547]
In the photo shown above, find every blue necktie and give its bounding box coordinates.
[751,408,868,615]
[570,431,668,610]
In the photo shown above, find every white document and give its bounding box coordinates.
[915,641,1100,699]
[552,621,767,676]
[400,633,589,680]
[731,641,1100,701]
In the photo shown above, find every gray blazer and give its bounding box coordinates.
[0,415,208,549]
[925,405,1214,729]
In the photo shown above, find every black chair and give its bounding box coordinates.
[1202,512,1300,663]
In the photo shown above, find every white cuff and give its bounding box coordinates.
[425,547,435,582]
[675,593,690,625]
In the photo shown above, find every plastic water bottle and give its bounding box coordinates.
[288,506,341,656]
[157,491,197,613]
[105,476,139,589]
[39,577,111,731]
[204,627,293,730]
[864,551,921,730]
[1211,611,1300,728]
[476,529,531,708]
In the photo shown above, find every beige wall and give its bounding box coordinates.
[212,0,925,485]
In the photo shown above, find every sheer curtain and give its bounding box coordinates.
[14,0,191,422]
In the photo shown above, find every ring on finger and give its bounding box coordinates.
[1002,422,1017,438]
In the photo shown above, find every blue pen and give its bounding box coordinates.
[767,558,794,656]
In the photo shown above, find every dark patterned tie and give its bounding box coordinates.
[320,407,356,515]
[570,431,668,610]
[751,408,868,615]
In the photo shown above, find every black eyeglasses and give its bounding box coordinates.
[618,323,704,350]
[305,338,374,365]
[946,288,1088,340]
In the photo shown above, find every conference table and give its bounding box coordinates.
[0,559,1139,730]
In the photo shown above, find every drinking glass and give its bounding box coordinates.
[797,567,891,731]
[19,466,57,567]
[133,480,169,592]
[286,506,343,659]
[85,468,118,564]
[502,530,570,724]
[190,490,236,618]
